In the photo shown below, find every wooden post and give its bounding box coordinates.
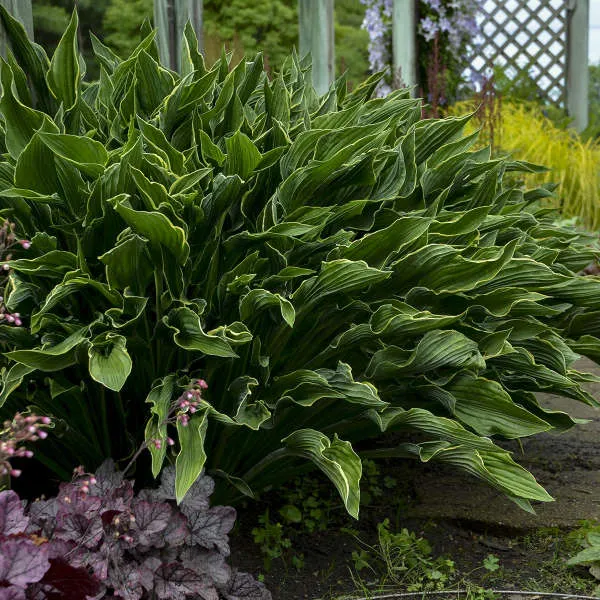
[0,0,33,58]
[298,0,335,95]
[567,0,589,131]
[392,0,417,93]
[154,0,203,72]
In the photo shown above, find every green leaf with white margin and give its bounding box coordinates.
[176,409,209,504]
[108,194,190,264]
[292,260,390,307]
[224,131,262,180]
[47,10,80,111]
[228,376,271,429]
[99,234,154,294]
[0,363,34,407]
[38,133,108,178]
[282,429,362,519]
[0,60,57,159]
[335,216,432,268]
[164,307,238,358]
[5,327,88,371]
[239,289,295,327]
[88,332,132,392]
[268,362,386,409]
[446,373,551,438]
[366,330,484,379]
[380,440,552,505]
[145,375,176,477]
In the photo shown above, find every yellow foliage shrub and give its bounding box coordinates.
[451,101,600,230]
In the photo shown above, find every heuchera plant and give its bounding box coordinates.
[0,461,270,600]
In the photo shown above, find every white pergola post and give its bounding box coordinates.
[298,0,335,95]
[154,0,203,72]
[567,0,590,131]
[0,0,33,58]
[392,0,417,93]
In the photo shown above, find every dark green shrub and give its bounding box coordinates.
[1,8,600,516]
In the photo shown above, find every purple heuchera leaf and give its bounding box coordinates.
[153,564,218,600]
[27,497,58,538]
[180,547,231,588]
[105,562,144,600]
[151,466,214,512]
[186,506,236,556]
[0,537,50,587]
[0,490,29,535]
[0,586,26,600]
[222,572,273,600]
[132,500,172,547]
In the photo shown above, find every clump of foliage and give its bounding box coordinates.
[350,519,456,592]
[451,100,600,229]
[567,521,600,589]
[2,7,600,520]
[0,461,270,599]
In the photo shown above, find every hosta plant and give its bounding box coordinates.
[1,8,600,516]
[0,461,270,599]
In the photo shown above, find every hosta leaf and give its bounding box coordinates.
[144,375,175,477]
[292,259,390,307]
[446,374,551,438]
[0,5,52,112]
[46,10,80,111]
[335,216,431,267]
[239,289,295,327]
[5,327,88,372]
[224,130,262,180]
[282,429,362,519]
[109,194,190,264]
[8,251,77,277]
[0,61,56,159]
[370,303,462,340]
[165,307,238,358]
[0,363,34,407]
[99,234,154,294]
[37,133,108,178]
[268,362,386,409]
[175,409,209,504]
[88,332,132,392]
[366,330,483,379]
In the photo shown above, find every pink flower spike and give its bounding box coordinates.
[19,240,31,250]
[41,416,51,425]
[10,469,21,477]
[167,437,175,446]
[24,450,34,458]
[14,319,22,327]
[89,477,97,485]
[198,379,208,389]
[37,430,48,439]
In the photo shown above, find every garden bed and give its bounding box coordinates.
[231,359,600,600]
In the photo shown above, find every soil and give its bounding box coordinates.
[229,359,600,600]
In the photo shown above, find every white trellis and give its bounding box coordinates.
[470,0,590,130]
[0,0,589,129]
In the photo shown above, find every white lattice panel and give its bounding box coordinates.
[471,0,569,103]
